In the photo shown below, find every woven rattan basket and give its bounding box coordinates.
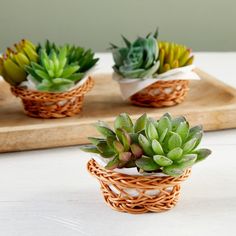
[11,77,94,119]
[130,80,189,107]
[87,159,191,214]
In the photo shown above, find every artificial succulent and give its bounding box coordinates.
[82,113,211,177]
[0,39,38,86]
[25,40,98,92]
[110,30,160,78]
[158,41,194,74]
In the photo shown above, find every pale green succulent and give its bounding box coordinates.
[25,40,98,92]
[81,113,211,177]
[110,30,160,79]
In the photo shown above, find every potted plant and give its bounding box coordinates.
[0,39,98,118]
[110,30,199,107]
[82,113,211,214]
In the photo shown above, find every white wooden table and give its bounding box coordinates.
[0,53,236,236]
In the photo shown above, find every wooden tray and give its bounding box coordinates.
[1,68,236,153]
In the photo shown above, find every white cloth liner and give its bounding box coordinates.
[113,65,201,99]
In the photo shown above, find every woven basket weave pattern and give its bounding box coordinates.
[87,159,191,214]
[11,77,94,118]
[130,80,189,107]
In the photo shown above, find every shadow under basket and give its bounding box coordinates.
[130,80,189,107]
[11,77,94,119]
[87,159,191,214]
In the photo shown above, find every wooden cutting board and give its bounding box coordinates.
[1,68,236,153]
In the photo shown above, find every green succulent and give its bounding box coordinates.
[158,41,194,74]
[81,113,211,177]
[26,41,98,92]
[110,30,160,79]
[37,40,99,73]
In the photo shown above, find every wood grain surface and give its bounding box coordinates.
[1,68,236,153]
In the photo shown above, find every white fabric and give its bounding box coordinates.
[113,65,200,99]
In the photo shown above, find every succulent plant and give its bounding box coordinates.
[37,40,99,73]
[25,41,98,92]
[158,41,194,74]
[0,39,38,86]
[110,30,160,78]
[81,113,211,177]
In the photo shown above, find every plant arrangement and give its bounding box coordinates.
[83,113,211,214]
[0,39,98,118]
[110,30,197,107]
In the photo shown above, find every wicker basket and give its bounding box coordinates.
[87,159,191,214]
[11,77,94,119]
[130,80,189,107]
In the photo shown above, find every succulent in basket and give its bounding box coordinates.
[110,30,160,78]
[0,39,38,86]
[82,113,211,177]
[25,41,99,92]
[158,41,194,74]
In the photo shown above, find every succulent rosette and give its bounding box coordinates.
[82,113,211,177]
[110,31,160,79]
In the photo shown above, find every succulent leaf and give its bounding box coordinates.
[134,113,147,133]
[168,132,182,150]
[135,156,159,171]
[153,155,173,166]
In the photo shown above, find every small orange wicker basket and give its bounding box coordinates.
[130,80,189,107]
[11,77,94,119]
[87,159,191,214]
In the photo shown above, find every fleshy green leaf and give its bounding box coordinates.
[135,156,159,171]
[167,147,183,160]
[138,134,154,156]
[114,113,133,132]
[183,138,197,153]
[168,132,182,150]
[157,116,172,135]
[105,156,119,170]
[80,145,100,154]
[176,121,189,142]
[195,148,212,163]
[146,122,158,140]
[177,154,197,168]
[153,155,173,166]
[134,113,147,133]
[95,124,116,138]
[163,165,184,177]
[151,139,164,155]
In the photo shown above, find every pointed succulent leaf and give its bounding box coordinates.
[97,142,116,158]
[168,132,182,150]
[159,128,168,143]
[188,125,203,140]
[105,156,119,170]
[121,35,131,48]
[157,115,172,135]
[163,165,184,177]
[135,156,159,171]
[119,152,132,162]
[106,136,116,149]
[114,113,133,132]
[176,121,189,142]
[146,122,158,140]
[153,155,173,166]
[130,144,143,159]
[87,137,105,145]
[151,139,164,155]
[134,113,147,133]
[113,140,124,153]
[138,134,154,156]
[95,124,116,138]
[172,116,187,131]
[177,154,197,168]
[80,145,100,154]
[183,138,197,153]
[167,147,183,160]
[193,132,203,149]
[194,149,212,163]
[115,128,131,151]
